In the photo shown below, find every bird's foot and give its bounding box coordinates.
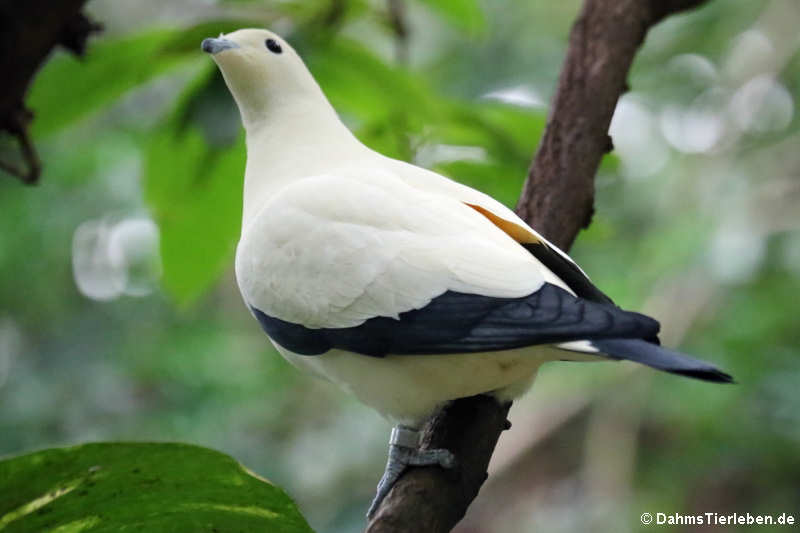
[367,426,456,518]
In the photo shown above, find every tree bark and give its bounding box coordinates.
[365,0,710,531]
[0,0,100,183]
[517,0,710,250]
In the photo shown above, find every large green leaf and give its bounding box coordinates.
[0,442,312,533]
[145,135,244,303]
[143,64,245,306]
[27,20,264,139]
[145,129,244,306]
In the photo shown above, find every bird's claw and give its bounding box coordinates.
[367,426,456,518]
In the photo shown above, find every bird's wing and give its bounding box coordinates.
[236,168,658,358]
[251,282,658,357]
[388,159,615,304]
[237,169,551,328]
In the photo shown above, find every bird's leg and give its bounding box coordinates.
[367,425,456,517]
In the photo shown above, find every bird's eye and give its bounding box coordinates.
[265,39,282,54]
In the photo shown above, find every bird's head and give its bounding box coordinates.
[202,29,322,130]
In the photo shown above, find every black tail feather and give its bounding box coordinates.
[591,338,734,384]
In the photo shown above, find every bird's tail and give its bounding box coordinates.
[590,338,734,383]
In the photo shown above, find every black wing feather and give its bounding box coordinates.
[591,338,734,383]
[252,281,734,383]
[521,242,614,305]
[252,283,660,357]
[522,242,660,345]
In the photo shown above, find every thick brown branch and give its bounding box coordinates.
[365,0,710,531]
[367,397,511,531]
[518,0,710,250]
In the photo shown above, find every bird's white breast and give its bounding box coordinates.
[273,342,557,426]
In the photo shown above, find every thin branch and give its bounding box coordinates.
[365,0,711,531]
[0,106,41,184]
[0,121,41,184]
[387,0,410,65]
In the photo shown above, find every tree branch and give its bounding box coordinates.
[518,0,710,250]
[365,0,710,531]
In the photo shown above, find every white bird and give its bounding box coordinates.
[202,29,732,516]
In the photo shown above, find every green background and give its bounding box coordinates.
[1,0,799,531]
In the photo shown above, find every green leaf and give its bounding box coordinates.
[415,0,486,33]
[27,20,266,138]
[144,67,245,306]
[307,38,440,124]
[0,442,312,533]
[28,30,199,138]
[144,128,244,307]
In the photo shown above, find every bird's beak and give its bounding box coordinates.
[201,37,239,55]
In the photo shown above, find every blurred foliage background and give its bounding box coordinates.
[1,0,799,531]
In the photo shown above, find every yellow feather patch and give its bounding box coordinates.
[465,203,541,244]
